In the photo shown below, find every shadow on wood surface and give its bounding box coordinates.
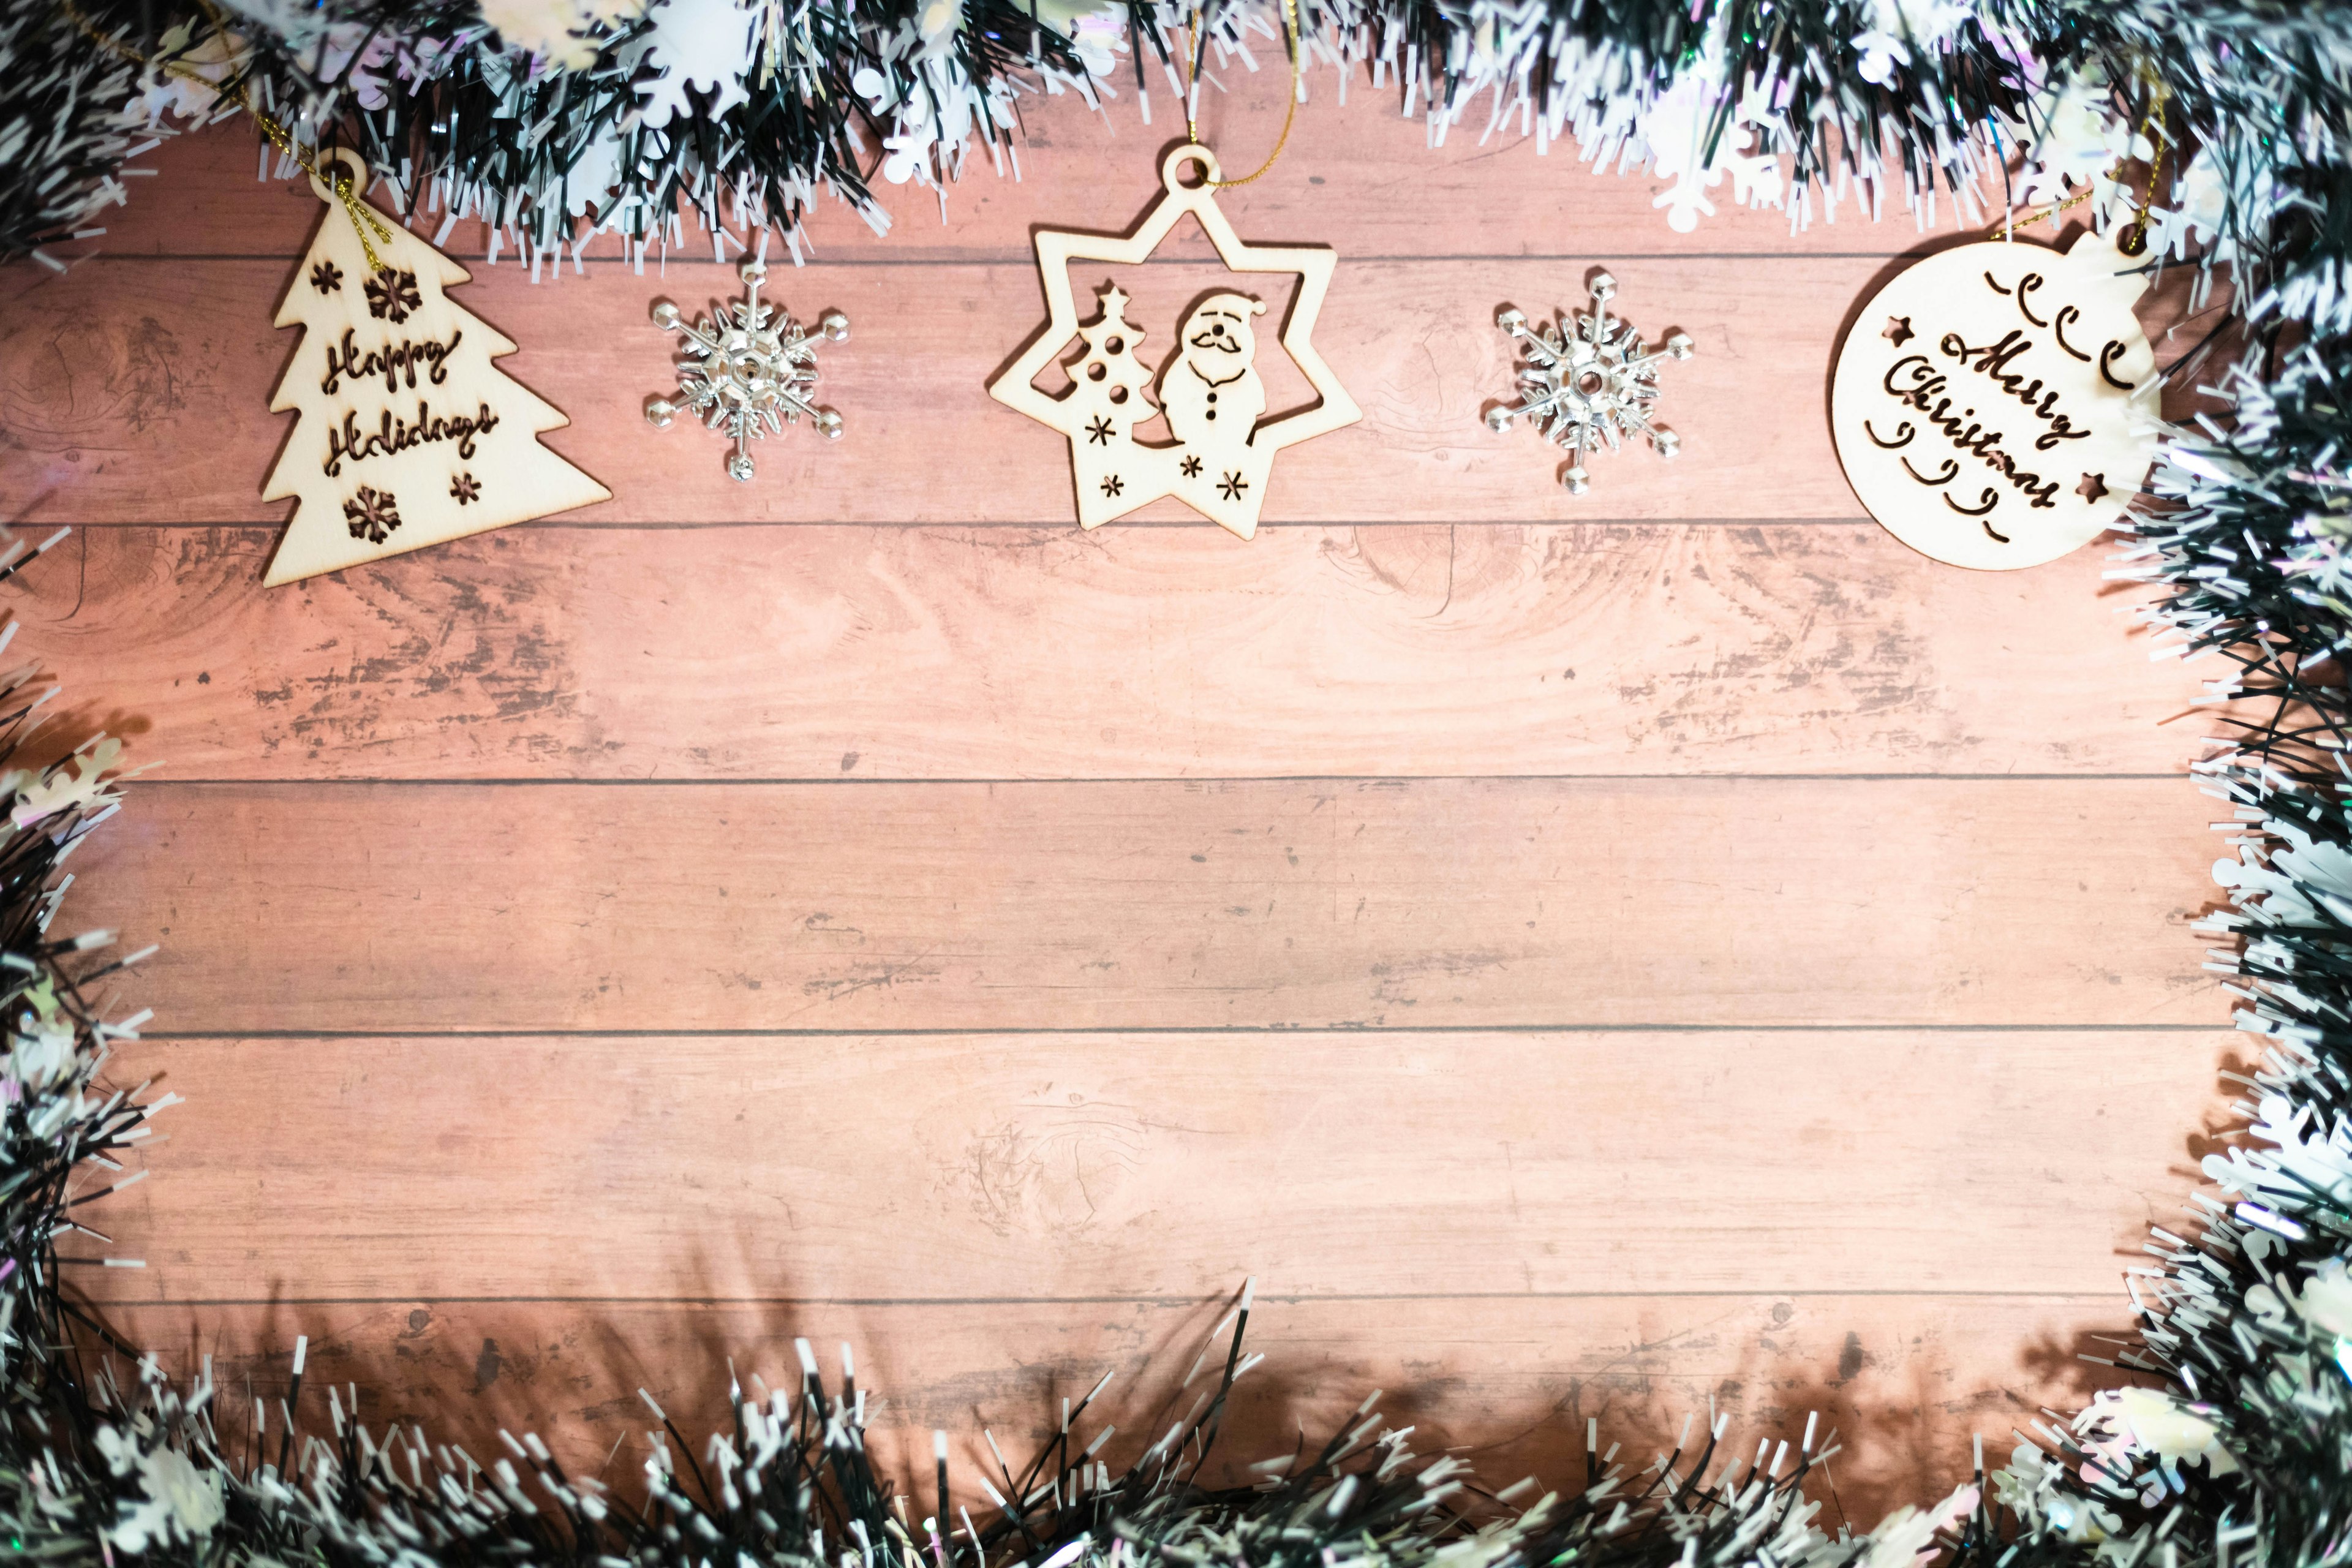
[88,1282,2133,1529]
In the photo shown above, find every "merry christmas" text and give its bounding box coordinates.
[1936,329,2092,451]
[1880,352,2062,511]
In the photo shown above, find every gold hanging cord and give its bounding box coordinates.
[1996,71,2169,255]
[58,0,395,271]
[1179,0,1302,188]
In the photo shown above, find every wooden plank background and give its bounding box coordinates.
[0,67,2227,1525]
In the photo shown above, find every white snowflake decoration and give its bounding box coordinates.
[94,1430,225,1555]
[2015,65,2147,212]
[646,259,848,481]
[1849,0,1978,86]
[1485,271,1691,494]
[632,0,758,128]
[1640,68,1731,233]
[1632,28,1788,234]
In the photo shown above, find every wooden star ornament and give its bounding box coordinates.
[988,144,1361,540]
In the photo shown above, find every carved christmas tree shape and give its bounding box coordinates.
[1063,285,1160,508]
[262,151,609,586]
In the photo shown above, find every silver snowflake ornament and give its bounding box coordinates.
[646,259,848,482]
[1486,271,1691,494]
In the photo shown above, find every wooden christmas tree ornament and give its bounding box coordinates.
[1829,225,2162,571]
[988,144,1362,540]
[261,149,610,586]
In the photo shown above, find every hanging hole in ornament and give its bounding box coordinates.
[2117,222,2149,258]
[1106,336,1123,353]
[1163,144,1221,192]
[306,146,372,206]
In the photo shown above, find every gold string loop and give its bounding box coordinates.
[307,147,398,273]
[1180,0,1300,189]
[2115,80,2171,258]
[57,0,393,271]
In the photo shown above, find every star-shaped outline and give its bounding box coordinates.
[988,144,1362,540]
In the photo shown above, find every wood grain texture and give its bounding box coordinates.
[3,254,1897,524]
[91,1031,2220,1300]
[67,777,2218,1035]
[21,80,2233,1516]
[89,75,1941,265]
[86,1293,2127,1527]
[17,524,2203,781]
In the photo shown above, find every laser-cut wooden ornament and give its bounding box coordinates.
[262,150,610,586]
[988,145,1362,540]
[1830,225,2162,571]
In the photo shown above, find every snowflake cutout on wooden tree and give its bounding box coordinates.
[1486,271,1692,495]
[646,259,848,482]
[342,485,402,543]
[366,266,421,323]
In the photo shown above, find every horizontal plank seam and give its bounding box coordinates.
[128,1023,2227,1039]
[68,250,1936,268]
[52,516,1894,531]
[77,1290,2132,1307]
[121,772,2193,787]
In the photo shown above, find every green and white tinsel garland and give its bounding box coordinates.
[0,0,2328,282]
[0,1,2350,1567]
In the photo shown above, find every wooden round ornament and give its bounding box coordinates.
[1829,226,2162,570]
